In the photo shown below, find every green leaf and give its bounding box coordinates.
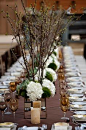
[20,90,27,97]
[16,79,29,96]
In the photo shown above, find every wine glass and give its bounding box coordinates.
[4,90,12,114]
[20,72,25,82]
[61,96,69,106]
[61,105,68,120]
[59,80,66,89]
[58,73,65,81]
[60,96,69,120]
[9,98,18,122]
[9,82,16,92]
[60,89,67,97]
[0,96,7,122]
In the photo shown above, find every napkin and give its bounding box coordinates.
[0,124,17,130]
[51,124,72,130]
[54,123,69,130]
[0,128,10,130]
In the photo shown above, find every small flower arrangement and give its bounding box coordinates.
[16,78,56,101]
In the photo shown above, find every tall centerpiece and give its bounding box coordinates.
[1,0,70,122]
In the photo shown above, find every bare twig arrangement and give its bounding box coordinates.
[1,0,76,82]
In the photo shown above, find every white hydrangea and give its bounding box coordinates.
[35,69,46,81]
[26,81,43,101]
[42,79,56,97]
[45,68,57,82]
[45,56,60,71]
[51,54,57,60]
[54,47,59,58]
[53,59,60,71]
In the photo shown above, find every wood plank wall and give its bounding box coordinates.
[0,0,86,34]
[27,0,86,13]
[0,0,27,34]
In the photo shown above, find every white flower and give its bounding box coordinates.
[35,69,46,81]
[53,59,60,71]
[51,54,57,60]
[54,47,59,58]
[45,68,57,82]
[45,56,53,67]
[45,56,60,71]
[26,81,43,101]
[42,79,56,97]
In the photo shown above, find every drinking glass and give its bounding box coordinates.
[9,98,18,121]
[9,82,16,92]
[60,90,67,97]
[58,73,65,81]
[61,96,69,106]
[59,80,66,89]
[0,96,7,122]
[60,96,69,120]
[20,72,25,82]
[4,90,12,114]
[61,105,68,120]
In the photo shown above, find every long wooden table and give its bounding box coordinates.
[0,81,75,130]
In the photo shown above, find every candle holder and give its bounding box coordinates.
[24,98,47,119]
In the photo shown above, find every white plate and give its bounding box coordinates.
[74,111,86,115]
[72,102,86,105]
[66,77,82,82]
[69,97,84,102]
[67,89,83,94]
[11,72,21,76]
[70,105,86,111]
[2,81,11,85]
[67,82,83,86]
[70,86,83,89]
[73,115,86,121]
[0,86,8,89]
[23,127,43,130]
[70,93,84,97]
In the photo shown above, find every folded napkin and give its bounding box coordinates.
[51,123,72,130]
[0,124,17,130]
[0,128,10,130]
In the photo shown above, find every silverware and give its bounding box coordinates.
[42,124,47,130]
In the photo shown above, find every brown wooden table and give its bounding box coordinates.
[0,81,75,130]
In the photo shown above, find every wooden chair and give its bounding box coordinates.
[0,55,5,77]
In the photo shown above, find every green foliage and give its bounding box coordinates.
[53,51,57,56]
[21,90,27,97]
[26,67,38,79]
[34,53,40,67]
[48,63,57,71]
[16,79,29,97]
[42,87,51,98]
[45,71,53,82]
